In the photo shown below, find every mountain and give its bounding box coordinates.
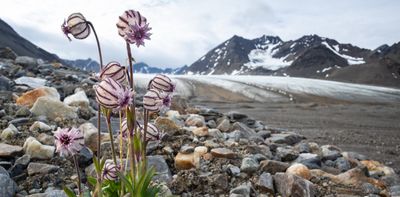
[63,58,100,72]
[0,18,61,61]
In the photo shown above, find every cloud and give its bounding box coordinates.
[1,0,399,68]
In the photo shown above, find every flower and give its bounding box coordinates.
[120,119,164,142]
[54,127,84,157]
[99,61,127,84]
[102,162,119,181]
[62,13,90,41]
[116,10,152,47]
[94,78,133,110]
[143,89,172,112]
[148,74,175,93]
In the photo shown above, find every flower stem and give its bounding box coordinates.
[105,116,118,165]
[73,155,82,197]
[126,42,134,88]
[87,22,103,68]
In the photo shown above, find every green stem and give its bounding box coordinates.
[105,116,118,165]
[88,22,103,68]
[126,42,134,88]
[73,155,82,197]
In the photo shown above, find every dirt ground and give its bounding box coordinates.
[188,82,400,174]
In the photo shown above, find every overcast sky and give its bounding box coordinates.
[1,0,399,68]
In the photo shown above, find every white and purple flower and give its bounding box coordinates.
[94,78,133,110]
[54,127,84,157]
[143,89,172,112]
[61,13,90,41]
[102,162,119,181]
[99,61,127,84]
[148,74,175,93]
[120,119,164,142]
[116,10,152,47]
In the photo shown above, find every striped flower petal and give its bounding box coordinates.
[116,10,151,47]
[102,162,119,181]
[100,61,127,84]
[62,13,90,41]
[148,74,175,93]
[94,78,133,110]
[143,89,166,111]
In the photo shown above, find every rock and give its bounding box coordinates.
[170,96,189,114]
[148,155,172,183]
[0,47,17,59]
[208,128,224,139]
[76,147,93,167]
[180,145,194,154]
[0,173,17,197]
[192,127,208,137]
[229,182,251,197]
[0,75,11,91]
[240,157,259,173]
[27,162,59,176]
[361,160,396,176]
[0,143,23,157]
[259,160,290,174]
[16,106,31,117]
[37,133,54,145]
[273,172,317,197]
[43,189,67,197]
[175,152,200,170]
[194,146,208,156]
[23,137,55,160]
[256,172,274,194]
[217,119,231,132]
[320,145,342,161]
[342,151,368,161]
[1,127,16,140]
[63,90,89,108]
[211,148,237,159]
[286,163,311,180]
[294,153,321,169]
[16,87,60,108]
[79,122,110,152]
[29,121,52,132]
[210,173,229,191]
[206,120,217,128]
[204,139,220,148]
[335,157,351,172]
[361,182,380,194]
[266,132,304,145]
[15,56,38,67]
[14,76,46,88]
[294,142,311,153]
[226,111,248,121]
[8,117,30,126]
[185,114,205,127]
[9,154,30,178]
[232,122,257,138]
[256,130,271,139]
[166,110,180,119]
[30,97,78,121]
[227,164,241,177]
[155,117,181,135]
[276,146,299,162]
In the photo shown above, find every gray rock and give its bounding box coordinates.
[342,151,368,161]
[23,137,55,160]
[211,148,237,159]
[77,147,93,167]
[259,160,289,174]
[15,56,38,67]
[229,182,252,197]
[256,172,274,194]
[334,157,351,172]
[9,117,30,126]
[294,142,311,153]
[276,147,299,162]
[44,189,67,197]
[208,128,224,139]
[16,106,32,117]
[0,47,17,59]
[206,120,217,128]
[185,114,205,127]
[30,97,78,121]
[240,157,259,174]
[180,145,194,154]
[273,173,317,197]
[227,164,241,177]
[15,76,46,88]
[232,122,257,139]
[16,154,31,166]
[245,145,272,158]
[30,121,52,133]
[0,75,11,91]
[361,182,380,194]
[147,155,172,183]
[266,132,304,145]
[0,166,8,176]
[256,130,271,139]
[320,145,341,161]
[294,153,321,169]
[226,111,248,121]
[217,118,231,132]
[9,154,30,178]
[27,162,59,176]
[382,175,400,196]
[0,174,17,197]
[0,143,23,157]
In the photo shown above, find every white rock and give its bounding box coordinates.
[30,97,78,120]
[1,124,19,140]
[23,137,55,159]
[166,110,180,119]
[15,76,46,88]
[63,90,89,108]
[29,121,52,132]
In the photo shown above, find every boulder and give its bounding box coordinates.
[148,155,172,183]
[256,172,274,194]
[14,76,46,88]
[286,163,311,180]
[273,172,317,197]
[15,56,38,67]
[16,87,60,108]
[240,157,259,173]
[217,118,231,132]
[63,90,89,108]
[23,137,55,160]
[30,97,78,121]
[0,143,23,157]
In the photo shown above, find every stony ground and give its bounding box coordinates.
[1,51,400,196]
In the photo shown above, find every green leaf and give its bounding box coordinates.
[93,156,100,173]
[118,172,135,195]
[63,186,77,197]
[87,176,97,188]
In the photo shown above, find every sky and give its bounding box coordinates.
[0,0,399,68]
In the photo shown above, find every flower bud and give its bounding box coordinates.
[148,74,175,93]
[62,13,90,41]
[143,89,171,112]
[100,61,127,84]
[94,78,133,110]
[102,162,118,181]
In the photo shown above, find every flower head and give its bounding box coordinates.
[99,61,127,84]
[94,78,133,110]
[61,13,90,41]
[54,127,84,157]
[143,89,172,112]
[148,74,175,93]
[116,10,152,47]
[120,119,164,142]
[102,162,119,181]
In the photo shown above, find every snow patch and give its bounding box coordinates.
[200,56,205,61]
[393,73,398,79]
[245,43,292,71]
[322,42,365,65]
[321,67,332,73]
